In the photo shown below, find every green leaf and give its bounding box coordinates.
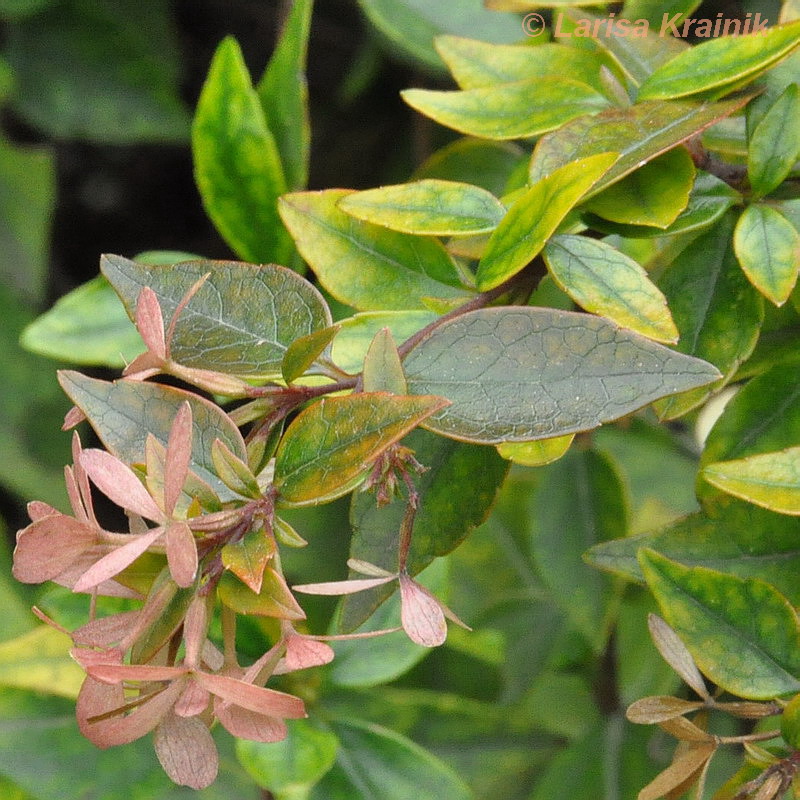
[583,147,695,229]
[338,180,506,236]
[413,137,525,197]
[733,204,800,306]
[192,36,292,264]
[496,434,574,466]
[273,393,448,506]
[341,429,508,630]
[402,306,721,444]
[621,0,702,30]
[586,499,800,605]
[354,0,527,73]
[703,447,800,515]
[637,20,800,100]
[362,328,407,394]
[20,276,143,367]
[543,234,678,343]
[435,36,610,93]
[218,567,305,620]
[529,96,751,191]
[282,325,340,384]
[331,311,437,374]
[58,371,247,500]
[279,190,471,310]
[401,77,609,141]
[0,137,55,304]
[476,153,616,291]
[748,83,800,198]
[257,0,313,191]
[237,719,338,797]
[527,449,626,650]
[101,254,331,378]
[0,0,54,18]
[639,548,800,699]
[212,439,261,499]
[0,627,84,699]
[7,0,189,142]
[654,213,764,419]
[309,718,471,800]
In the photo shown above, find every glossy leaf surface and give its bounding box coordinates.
[403,307,721,444]
[496,434,574,466]
[101,254,331,378]
[543,235,678,343]
[640,549,800,699]
[279,190,470,310]
[274,394,448,506]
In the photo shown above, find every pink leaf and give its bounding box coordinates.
[27,500,58,521]
[274,633,334,674]
[122,352,162,380]
[292,575,396,595]
[194,672,306,719]
[77,676,183,748]
[174,681,210,717]
[399,574,447,648]
[215,702,287,743]
[72,527,164,593]
[88,663,188,685]
[71,432,96,525]
[135,287,167,359]
[73,611,142,647]
[12,515,97,583]
[183,595,208,669]
[53,546,141,599]
[62,405,87,430]
[71,647,123,670]
[165,521,198,589]
[80,449,163,522]
[154,712,219,790]
[164,402,193,516]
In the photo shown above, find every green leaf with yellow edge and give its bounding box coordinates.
[218,567,305,620]
[282,325,340,384]
[101,254,331,379]
[192,37,292,264]
[748,83,800,199]
[476,153,616,291]
[274,393,449,506]
[702,447,800,515]
[733,204,800,306]
[585,499,800,606]
[337,179,506,236]
[362,328,407,394]
[0,626,84,699]
[654,213,763,419]
[403,307,721,444]
[401,78,610,141]
[583,147,695,229]
[435,36,611,93]
[256,0,313,191]
[543,235,678,343]
[529,96,751,190]
[639,548,800,700]
[58,370,247,501]
[222,527,276,594]
[496,434,574,466]
[637,21,800,100]
[279,190,471,311]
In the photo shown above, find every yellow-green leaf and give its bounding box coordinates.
[338,179,506,236]
[733,204,800,306]
[637,20,800,100]
[496,434,574,466]
[401,77,609,141]
[281,325,340,384]
[274,393,448,505]
[221,526,276,594]
[218,567,305,620]
[476,153,616,291]
[702,447,800,515]
[362,328,407,394]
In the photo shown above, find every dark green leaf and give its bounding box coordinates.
[403,307,721,444]
[279,190,471,310]
[192,37,291,264]
[58,371,247,500]
[257,0,313,190]
[101,254,331,378]
[310,718,471,800]
[7,0,189,142]
[639,548,800,699]
[733,204,800,306]
[341,428,508,630]
[402,77,609,141]
[0,0,54,18]
[274,393,448,506]
[654,213,764,419]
